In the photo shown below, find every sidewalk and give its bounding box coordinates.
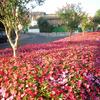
[0,33,67,49]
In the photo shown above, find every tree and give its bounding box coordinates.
[93,9,100,31]
[57,3,83,38]
[0,0,45,57]
[81,14,94,34]
[93,16,100,31]
[37,17,53,32]
[95,9,100,17]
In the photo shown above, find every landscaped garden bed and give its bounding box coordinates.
[0,32,100,99]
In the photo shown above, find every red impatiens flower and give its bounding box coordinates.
[64,86,72,92]
[25,89,38,97]
[0,70,4,76]
[0,32,100,99]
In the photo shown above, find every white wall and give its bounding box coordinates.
[28,28,40,33]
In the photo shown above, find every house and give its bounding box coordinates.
[43,14,63,26]
[30,12,63,27]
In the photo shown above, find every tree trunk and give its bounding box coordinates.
[93,24,97,32]
[5,26,19,57]
[82,28,85,36]
[69,31,72,41]
[12,47,17,57]
[82,31,85,35]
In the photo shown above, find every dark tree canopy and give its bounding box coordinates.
[93,9,100,24]
[37,17,53,32]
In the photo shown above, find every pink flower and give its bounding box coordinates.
[0,32,100,99]
[69,92,76,100]
[64,86,72,92]
[38,97,44,100]
[77,80,82,88]
[6,95,15,100]
[0,87,6,98]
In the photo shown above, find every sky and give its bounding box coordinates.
[31,0,100,16]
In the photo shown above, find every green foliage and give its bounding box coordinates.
[95,9,100,17]
[93,16,100,24]
[93,9,100,31]
[77,27,82,32]
[37,17,54,32]
[52,25,66,32]
[0,0,45,56]
[97,26,100,31]
[93,9,100,25]
[57,3,83,33]
[0,0,45,32]
[81,14,94,32]
[0,0,43,31]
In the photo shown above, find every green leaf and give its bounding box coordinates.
[22,95,28,100]
[13,66,18,70]
[59,93,63,99]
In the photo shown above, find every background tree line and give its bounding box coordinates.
[37,3,100,34]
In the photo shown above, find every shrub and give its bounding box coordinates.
[37,17,54,32]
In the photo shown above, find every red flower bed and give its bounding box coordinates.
[0,32,100,99]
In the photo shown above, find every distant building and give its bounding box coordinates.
[43,14,63,26]
[30,12,46,20]
[30,12,63,27]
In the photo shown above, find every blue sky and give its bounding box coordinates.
[32,0,100,16]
